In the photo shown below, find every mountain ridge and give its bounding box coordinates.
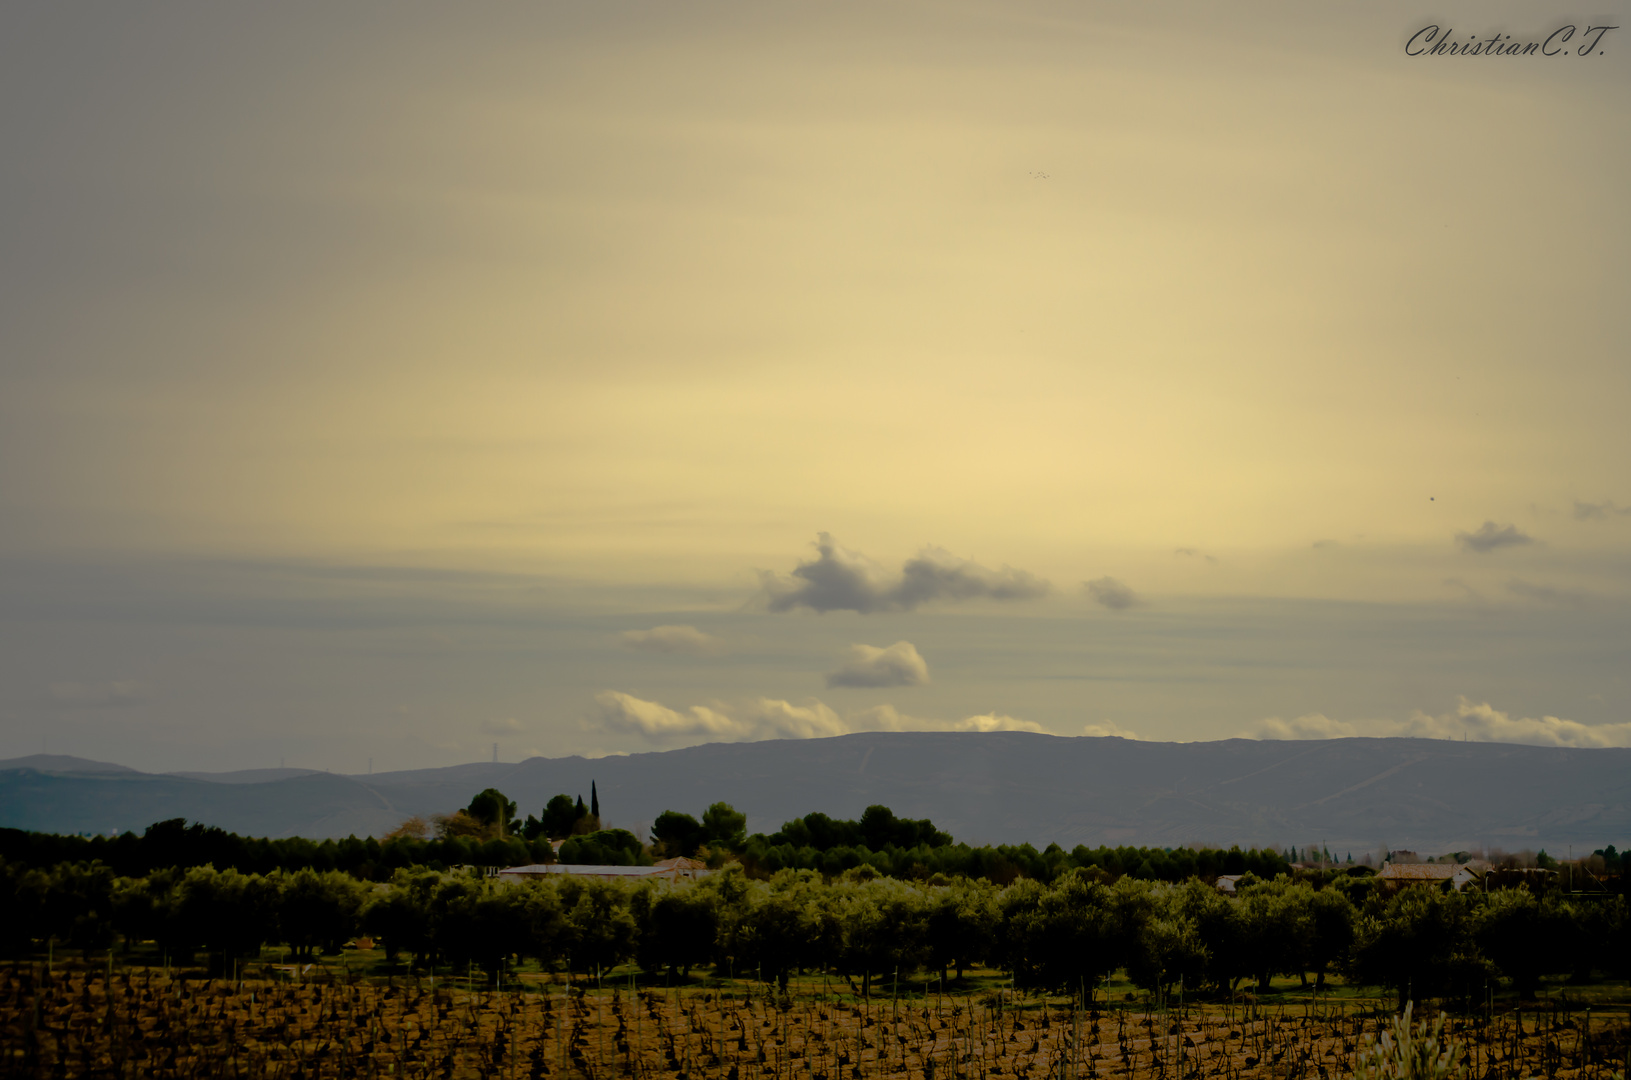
[2,733,1627,853]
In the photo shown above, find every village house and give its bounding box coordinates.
[1375,862,1483,891]
[498,855,710,884]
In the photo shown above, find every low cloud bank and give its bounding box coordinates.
[824,641,930,688]
[591,690,1040,744]
[1082,721,1143,740]
[758,533,1048,614]
[619,625,724,656]
[1246,696,1631,748]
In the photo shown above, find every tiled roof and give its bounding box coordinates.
[1377,863,1462,880]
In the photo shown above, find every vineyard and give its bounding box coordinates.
[4,965,1628,1080]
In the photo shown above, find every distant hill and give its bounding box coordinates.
[2,734,1628,853]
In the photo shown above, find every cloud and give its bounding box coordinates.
[952,713,1045,733]
[1247,713,1358,740]
[591,691,1041,744]
[824,641,930,688]
[48,681,149,707]
[1573,499,1630,521]
[1505,578,1590,608]
[1239,697,1631,748]
[619,625,724,656]
[1455,521,1533,553]
[480,716,524,735]
[1174,548,1217,563]
[1081,721,1142,739]
[1399,697,1631,748]
[1084,576,1140,610]
[758,533,1049,614]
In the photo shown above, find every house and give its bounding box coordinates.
[497,860,710,884]
[1214,875,1244,895]
[1375,862,1482,890]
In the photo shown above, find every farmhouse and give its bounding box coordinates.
[1213,874,1244,895]
[1375,862,1482,890]
[498,856,710,884]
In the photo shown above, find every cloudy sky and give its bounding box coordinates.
[2,2,1628,772]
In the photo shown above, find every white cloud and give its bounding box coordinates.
[619,625,724,656]
[1247,713,1358,740]
[1084,576,1140,611]
[591,691,1042,744]
[1241,697,1631,748]
[954,712,1045,733]
[1399,697,1631,748]
[1081,721,1142,740]
[824,641,930,688]
[758,533,1049,614]
[479,716,524,735]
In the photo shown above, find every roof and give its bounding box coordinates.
[1377,863,1477,882]
[497,862,711,882]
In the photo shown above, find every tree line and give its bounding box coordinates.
[0,794,1300,886]
[3,858,1628,1005]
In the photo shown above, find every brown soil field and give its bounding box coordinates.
[2,967,1628,1080]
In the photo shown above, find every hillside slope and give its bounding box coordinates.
[3,734,1627,852]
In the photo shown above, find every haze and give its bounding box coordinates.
[1,2,1627,773]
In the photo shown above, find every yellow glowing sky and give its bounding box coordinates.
[1,2,1628,769]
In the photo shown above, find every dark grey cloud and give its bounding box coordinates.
[759,534,1049,614]
[1084,576,1140,611]
[823,641,930,688]
[1574,500,1630,521]
[1455,521,1532,553]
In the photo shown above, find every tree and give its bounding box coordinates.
[591,781,600,820]
[435,811,488,839]
[273,868,367,959]
[559,829,646,866]
[557,876,639,977]
[532,795,581,841]
[701,802,747,852]
[1474,889,1567,999]
[174,866,273,972]
[1001,870,1134,993]
[746,869,836,990]
[637,882,719,978]
[1347,885,1489,1003]
[651,811,705,858]
[466,789,519,838]
[834,877,928,997]
[925,877,998,982]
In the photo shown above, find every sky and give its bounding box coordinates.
[1,2,1628,773]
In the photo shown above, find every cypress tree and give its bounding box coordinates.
[591,781,600,819]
